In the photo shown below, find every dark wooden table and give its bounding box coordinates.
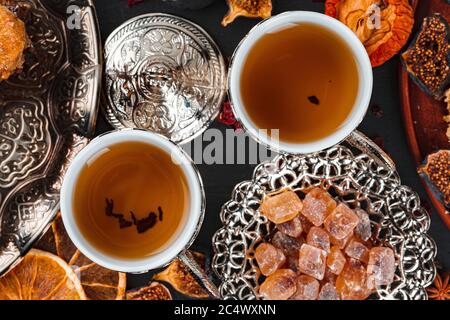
[94,0,450,292]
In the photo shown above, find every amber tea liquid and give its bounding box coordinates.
[240,23,359,143]
[73,141,189,260]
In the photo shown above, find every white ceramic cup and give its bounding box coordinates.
[60,129,205,273]
[229,11,373,154]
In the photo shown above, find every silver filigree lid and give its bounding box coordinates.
[103,14,227,144]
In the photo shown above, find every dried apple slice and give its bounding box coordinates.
[325,0,414,67]
[222,0,272,27]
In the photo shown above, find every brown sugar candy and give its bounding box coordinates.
[260,190,303,224]
[307,226,331,253]
[298,244,327,280]
[330,231,353,249]
[345,239,370,263]
[277,215,303,238]
[259,269,297,300]
[327,246,346,275]
[290,275,320,300]
[301,187,337,226]
[255,243,286,276]
[336,259,372,300]
[367,247,396,289]
[324,203,359,240]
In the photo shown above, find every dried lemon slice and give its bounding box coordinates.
[35,213,127,300]
[222,0,272,26]
[0,249,86,300]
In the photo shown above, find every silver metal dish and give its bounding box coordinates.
[212,131,437,300]
[103,13,227,144]
[0,0,101,276]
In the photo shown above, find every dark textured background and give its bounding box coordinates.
[94,0,450,292]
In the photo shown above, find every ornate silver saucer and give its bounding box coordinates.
[0,0,101,276]
[212,131,437,300]
[103,14,227,144]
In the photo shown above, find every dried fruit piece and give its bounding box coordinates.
[325,0,414,67]
[307,227,331,253]
[126,282,172,300]
[419,150,450,208]
[301,188,337,226]
[34,213,126,300]
[277,215,303,238]
[298,244,327,281]
[154,252,208,299]
[367,247,396,289]
[402,14,450,100]
[318,283,340,300]
[354,208,372,241]
[290,275,320,300]
[327,246,346,275]
[260,190,303,224]
[345,239,370,264]
[259,269,297,300]
[0,249,86,300]
[336,259,372,300]
[255,243,286,276]
[324,203,359,240]
[222,0,272,27]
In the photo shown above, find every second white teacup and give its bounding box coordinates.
[228,11,373,154]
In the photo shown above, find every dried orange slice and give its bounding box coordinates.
[222,0,272,27]
[153,251,208,298]
[35,213,127,300]
[325,0,414,67]
[0,249,86,300]
[127,282,172,300]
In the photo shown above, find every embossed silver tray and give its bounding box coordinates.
[103,13,227,144]
[212,131,437,300]
[0,0,101,276]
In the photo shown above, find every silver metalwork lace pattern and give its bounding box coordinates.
[212,131,437,300]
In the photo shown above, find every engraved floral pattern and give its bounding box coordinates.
[0,0,101,276]
[104,14,226,144]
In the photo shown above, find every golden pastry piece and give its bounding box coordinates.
[325,0,414,67]
[222,0,272,27]
[0,249,86,300]
[127,282,173,300]
[35,213,127,300]
[153,252,209,298]
[0,4,27,80]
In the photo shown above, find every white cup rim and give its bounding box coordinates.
[228,11,373,154]
[60,129,205,273]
